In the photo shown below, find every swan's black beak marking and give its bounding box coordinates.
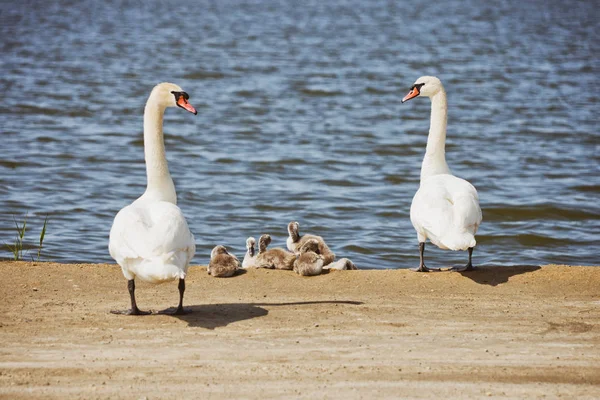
[171,91,197,115]
[402,83,425,103]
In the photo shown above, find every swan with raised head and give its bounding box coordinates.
[286,221,335,265]
[208,245,240,277]
[256,234,295,270]
[242,237,257,268]
[402,76,482,272]
[109,82,197,314]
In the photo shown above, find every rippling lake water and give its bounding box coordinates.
[1,1,598,268]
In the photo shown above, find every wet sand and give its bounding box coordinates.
[0,262,599,399]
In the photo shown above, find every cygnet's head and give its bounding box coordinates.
[211,245,229,259]
[299,238,320,254]
[150,82,197,114]
[258,234,272,252]
[401,76,444,103]
[288,221,300,239]
[246,237,256,255]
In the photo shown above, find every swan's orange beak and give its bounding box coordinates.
[177,96,197,115]
[401,86,420,103]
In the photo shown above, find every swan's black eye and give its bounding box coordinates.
[170,91,189,101]
[410,83,425,90]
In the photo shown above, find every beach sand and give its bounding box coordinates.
[0,262,599,399]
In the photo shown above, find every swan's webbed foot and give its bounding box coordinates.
[110,308,151,316]
[410,264,440,272]
[449,263,476,272]
[449,247,476,272]
[111,279,150,315]
[173,306,191,315]
[157,306,191,315]
[411,242,439,272]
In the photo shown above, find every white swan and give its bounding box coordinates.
[402,76,482,272]
[109,82,197,314]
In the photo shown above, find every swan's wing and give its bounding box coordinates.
[242,253,256,268]
[410,180,455,241]
[449,178,482,233]
[109,202,195,265]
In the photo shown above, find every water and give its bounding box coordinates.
[1,0,599,268]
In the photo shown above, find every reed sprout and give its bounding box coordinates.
[37,215,49,261]
[3,214,49,261]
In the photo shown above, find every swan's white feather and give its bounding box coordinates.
[410,174,482,251]
[242,252,257,268]
[109,200,195,283]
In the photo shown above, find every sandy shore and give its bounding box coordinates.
[0,262,599,399]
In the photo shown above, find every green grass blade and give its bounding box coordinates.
[6,241,18,260]
[21,213,28,240]
[4,242,17,260]
[40,216,48,247]
[35,215,49,262]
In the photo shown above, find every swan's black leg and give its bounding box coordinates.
[410,242,439,272]
[173,278,187,315]
[156,278,191,315]
[111,279,151,315]
[450,247,476,272]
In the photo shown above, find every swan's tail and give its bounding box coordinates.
[440,192,481,251]
[135,251,188,283]
[440,233,476,251]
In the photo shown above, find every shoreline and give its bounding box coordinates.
[1,262,599,399]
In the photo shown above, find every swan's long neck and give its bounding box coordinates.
[141,98,176,204]
[421,89,451,182]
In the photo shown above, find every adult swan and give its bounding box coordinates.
[402,76,482,272]
[109,83,197,314]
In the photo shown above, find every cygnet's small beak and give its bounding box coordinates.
[177,96,197,115]
[401,86,420,103]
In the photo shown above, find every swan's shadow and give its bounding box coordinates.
[164,300,363,329]
[456,265,541,286]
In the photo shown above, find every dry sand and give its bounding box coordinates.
[0,261,599,399]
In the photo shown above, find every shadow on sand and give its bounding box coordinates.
[163,300,363,329]
[456,265,541,286]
